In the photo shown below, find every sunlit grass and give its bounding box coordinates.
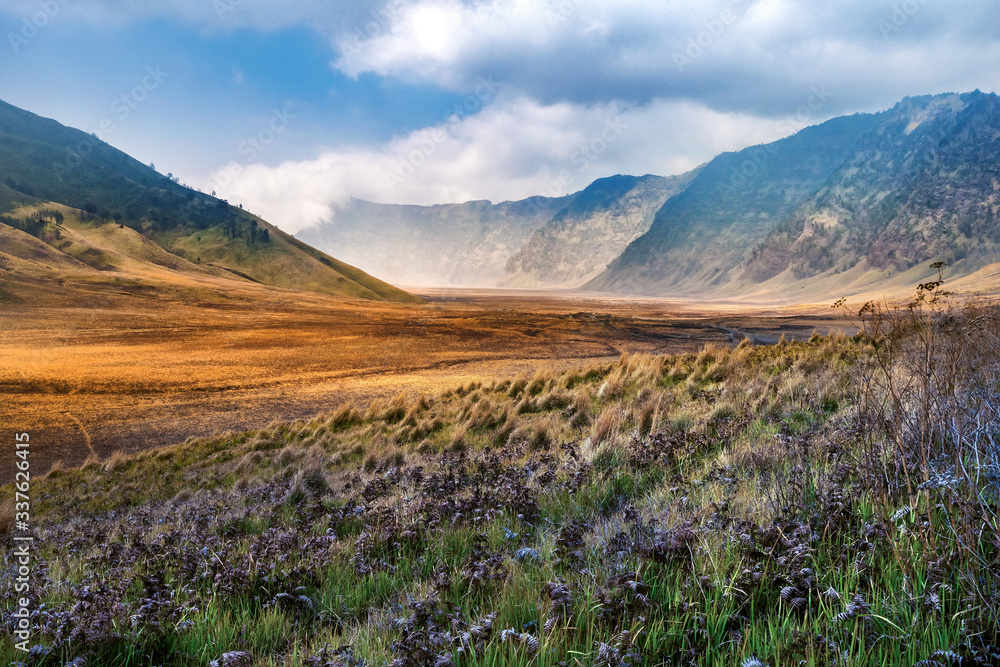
[3,311,998,665]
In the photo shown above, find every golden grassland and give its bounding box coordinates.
[0,202,851,476]
[6,201,998,664]
[2,297,997,665]
[0,283,852,475]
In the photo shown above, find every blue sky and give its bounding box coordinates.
[2,0,1000,233]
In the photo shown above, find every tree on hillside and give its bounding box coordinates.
[83,203,98,218]
[37,209,64,224]
[4,175,15,190]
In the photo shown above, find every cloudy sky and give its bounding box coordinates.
[2,0,999,233]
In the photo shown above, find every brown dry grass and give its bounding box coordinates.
[0,287,852,474]
[0,499,13,536]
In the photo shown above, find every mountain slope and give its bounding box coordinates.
[589,90,1000,299]
[500,171,699,288]
[0,99,418,303]
[296,195,573,287]
[0,202,421,306]
[742,91,1000,285]
[297,173,697,289]
[587,112,883,295]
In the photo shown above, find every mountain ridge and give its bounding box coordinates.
[586,112,883,295]
[297,194,574,287]
[500,171,700,288]
[589,90,1000,299]
[297,172,697,289]
[0,98,419,304]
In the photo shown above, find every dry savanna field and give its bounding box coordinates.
[0,283,850,475]
[5,210,998,665]
[2,284,997,666]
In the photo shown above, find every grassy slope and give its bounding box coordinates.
[0,200,421,304]
[163,214,421,302]
[0,202,414,308]
[0,99,418,303]
[4,328,997,666]
[0,180,32,211]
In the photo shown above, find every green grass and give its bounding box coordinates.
[3,332,998,666]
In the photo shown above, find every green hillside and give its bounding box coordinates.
[0,99,419,302]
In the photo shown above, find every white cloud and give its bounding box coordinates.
[209,95,785,233]
[9,0,998,116]
[330,0,1000,116]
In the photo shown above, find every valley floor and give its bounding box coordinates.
[0,288,851,473]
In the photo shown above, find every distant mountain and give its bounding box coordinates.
[587,112,883,295]
[587,91,1000,299]
[742,92,1000,286]
[297,195,571,287]
[500,172,699,288]
[297,173,697,289]
[0,99,417,303]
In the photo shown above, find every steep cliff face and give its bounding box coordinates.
[500,172,698,288]
[586,112,881,295]
[587,91,1000,298]
[742,91,1000,284]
